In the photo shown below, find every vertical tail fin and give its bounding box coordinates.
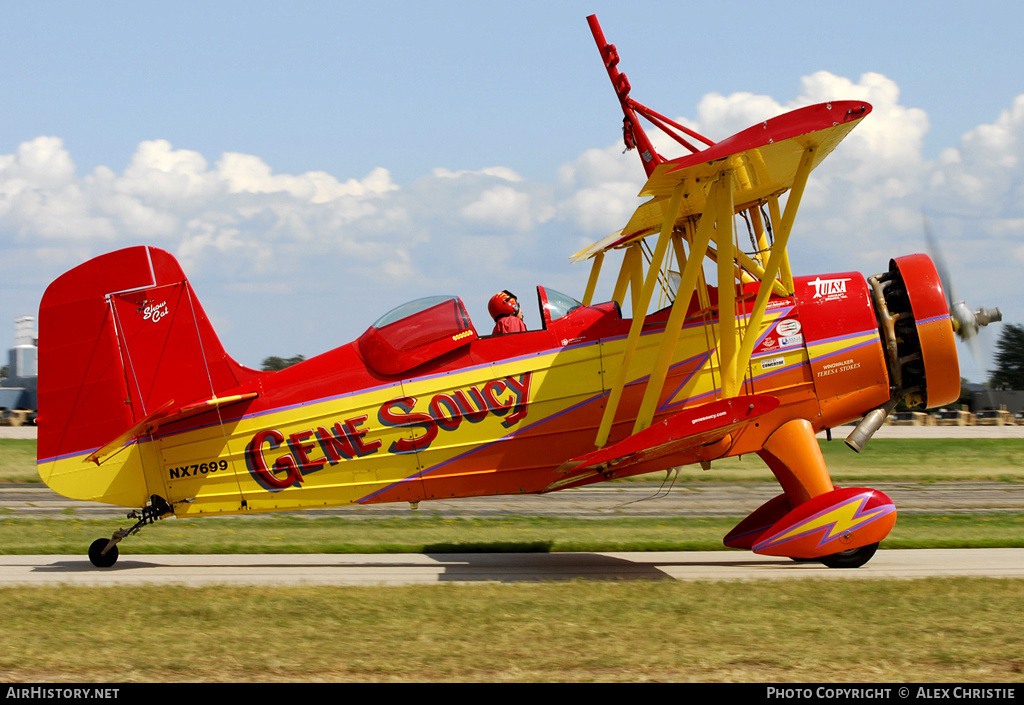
[37,246,259,463]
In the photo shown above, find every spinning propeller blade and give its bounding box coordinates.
[922,215,1002,364]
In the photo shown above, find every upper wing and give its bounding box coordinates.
[571,101,871,263]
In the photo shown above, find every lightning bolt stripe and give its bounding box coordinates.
[753,492,895,552]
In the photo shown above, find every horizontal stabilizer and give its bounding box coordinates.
[555,395,779,482]
[85,392,259,466]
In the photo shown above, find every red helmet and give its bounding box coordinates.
[488,290,520,320]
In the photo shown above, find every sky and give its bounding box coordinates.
[2,0,1023,386]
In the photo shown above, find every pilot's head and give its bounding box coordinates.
[488,290,521,321]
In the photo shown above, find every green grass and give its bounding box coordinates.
[3,512,1022,555]
[1,579,1021,682]
[12,438,1024,484]
[664,438,1024,483]
[0,439,37,483]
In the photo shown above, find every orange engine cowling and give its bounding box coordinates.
[867,254,960,410]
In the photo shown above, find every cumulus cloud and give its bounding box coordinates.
[554,146,644,235]
[3,70,1023,375]
[0,136,76,188]
[929,95,1024,216]
[433,166,523,182]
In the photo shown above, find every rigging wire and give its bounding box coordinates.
[608,467,681,510]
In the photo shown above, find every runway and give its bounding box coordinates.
[2,549,1022,586]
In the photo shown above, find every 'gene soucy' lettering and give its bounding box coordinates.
[244,372,533,491]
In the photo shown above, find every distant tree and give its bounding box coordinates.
[0,365,7,379]
[952,378,972,410]
[261,355,305,372]
[989,323,1024,390]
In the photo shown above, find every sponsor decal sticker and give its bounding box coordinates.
[775,319,802,337]
[808,277,853,301]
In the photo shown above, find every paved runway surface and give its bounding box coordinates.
[2,549,1022,586]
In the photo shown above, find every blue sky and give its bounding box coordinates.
[2,1,1023,385]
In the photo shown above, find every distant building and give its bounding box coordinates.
[0,316,37,413]
[970,389,1024,415]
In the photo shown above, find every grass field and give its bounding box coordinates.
[683,438,1024,483]
[0,439,36,483]
[1,579,1021,682]
[7,437,1024,484]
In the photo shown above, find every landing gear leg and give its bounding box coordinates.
[87,495,173,568]
[758,418,834,505]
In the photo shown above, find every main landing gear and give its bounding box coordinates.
[724,420,896,568]
[817,543,879,569]
[790,543,879,568]
[87,495,173,568]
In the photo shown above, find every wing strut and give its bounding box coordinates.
[732,147,815,376]
[593,145,816,447]
[595,181,686,448]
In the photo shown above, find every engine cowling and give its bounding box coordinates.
[869,254,960,410]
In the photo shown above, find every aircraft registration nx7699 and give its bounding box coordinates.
[37,15,1000,568]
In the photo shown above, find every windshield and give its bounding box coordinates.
[542,288,583,322]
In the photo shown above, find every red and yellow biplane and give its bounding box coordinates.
[37,15,999,568]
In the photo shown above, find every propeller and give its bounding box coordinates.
[922,215,1002,363]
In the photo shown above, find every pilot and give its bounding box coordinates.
[489,290,527,335]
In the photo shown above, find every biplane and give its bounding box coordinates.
[37,15,1000,569]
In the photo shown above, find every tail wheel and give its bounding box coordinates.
[818,542,878,569]
[88,538,119,568]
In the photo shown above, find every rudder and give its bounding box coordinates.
[37,246,259,473]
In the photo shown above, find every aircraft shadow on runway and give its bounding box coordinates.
[32,552,798,583]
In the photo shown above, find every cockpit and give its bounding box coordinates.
[357,286,621,376]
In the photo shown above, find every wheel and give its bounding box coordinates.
[88,538,119,568]
[818,542,878,569]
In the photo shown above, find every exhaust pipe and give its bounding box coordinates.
[845,396,900,453]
